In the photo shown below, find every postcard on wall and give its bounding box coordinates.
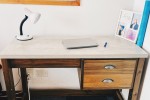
[116,10,142,43]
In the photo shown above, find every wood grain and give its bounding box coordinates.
[0,64,2,69]
[84,60,137,74]
[0,64,2,91]
[128,58,145,100]
[9,59,80,68]
[83,74,133,90]
[83,60,136,90]
[0,0,80,6]
[0,81,2,92]
[1,59,16,100]
[20,68,29,100]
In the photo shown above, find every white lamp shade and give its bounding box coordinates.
[30,13,41,24]
[25,8,41,24]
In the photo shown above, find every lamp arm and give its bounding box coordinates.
[20,15,28,35]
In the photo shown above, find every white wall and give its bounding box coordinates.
[133,0,145,12]
[141,17,150,100]
[0,0,134,93]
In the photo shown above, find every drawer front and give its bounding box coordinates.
[83,60,136,90]
[10,59,80,68]
[83,74,133,90]
[84,60,137,74]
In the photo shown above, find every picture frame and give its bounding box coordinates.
[116,10,142,43]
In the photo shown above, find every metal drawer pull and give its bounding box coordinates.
[102,79,114,83]
[104,65,115,69]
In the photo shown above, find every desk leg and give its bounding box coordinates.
[0,79,2,92]
[1,59,16,100]
[20,68,29,100]
[128,58,145,100]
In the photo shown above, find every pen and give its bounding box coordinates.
[104,42,107,48]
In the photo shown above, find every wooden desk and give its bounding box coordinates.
[0,36,148,100]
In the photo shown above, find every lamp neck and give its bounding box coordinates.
[20,15,28,35]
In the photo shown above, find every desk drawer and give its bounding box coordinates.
[83,60,137,90]
[84,60,137,74]
[10,59,80,68]
[83,74,133,90]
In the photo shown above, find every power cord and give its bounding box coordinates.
[15,69,31,100]
[27,73,31,100]
[15,68,21,87]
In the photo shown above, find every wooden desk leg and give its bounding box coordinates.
[0,82,2,92]
[20,68,29,100]
[128,58,145,100]
[0,65,2,92]
[1,59,16,100]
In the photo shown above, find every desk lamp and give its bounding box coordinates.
[16,8,41,41]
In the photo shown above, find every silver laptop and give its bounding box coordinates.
[62,38,99,49]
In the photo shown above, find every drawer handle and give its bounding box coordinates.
[102,79,114,83]
[104,65,115,69]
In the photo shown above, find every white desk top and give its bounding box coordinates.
[0,36,148,59]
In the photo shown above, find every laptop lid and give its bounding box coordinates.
[62,38,99,49]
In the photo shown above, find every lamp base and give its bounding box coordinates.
[16,35,33,41]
